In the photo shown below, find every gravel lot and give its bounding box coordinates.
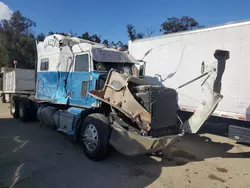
[1,102,250,188]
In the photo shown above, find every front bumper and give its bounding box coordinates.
[109,122,183,156]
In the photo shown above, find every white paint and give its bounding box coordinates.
[0,2,12,20]
[1,68,35,93]
[9,162,25,188]
[36,34,136,72]
[36,34,104,72]
[129,20,250,121]
[13,136,29,153]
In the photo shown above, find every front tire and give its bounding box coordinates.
[80,113,111,161]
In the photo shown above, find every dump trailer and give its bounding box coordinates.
[10,34,229,161]
[0,67,35,103]
[129,20,250,144]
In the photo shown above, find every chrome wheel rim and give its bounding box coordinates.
[82,124,98,152]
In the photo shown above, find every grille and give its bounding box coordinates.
[134,85,180,137]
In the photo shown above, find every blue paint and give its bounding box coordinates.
[36,69,104,136]
[36,72,68,104]
[66,107,85,136]
[69,114,82,136]
[36,71,101,108]
[67,107,84,115]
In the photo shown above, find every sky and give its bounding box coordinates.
[1,0,250,43]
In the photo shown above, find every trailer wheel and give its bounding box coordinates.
[80,113,111,161]
[10,97,19,118]
[19,99,31,122]
[1,94,6,103]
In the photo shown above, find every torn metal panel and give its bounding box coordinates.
[109,120,182,156]
[89,49,230,156]
[89,70,152,131]
[183,50,230,133]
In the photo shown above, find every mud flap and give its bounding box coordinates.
[183,49,230,134]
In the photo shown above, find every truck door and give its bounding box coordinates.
[69,52,91,107]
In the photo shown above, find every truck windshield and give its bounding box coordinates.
[93,61,136,76]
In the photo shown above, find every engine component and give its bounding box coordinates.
[134,85,180,137]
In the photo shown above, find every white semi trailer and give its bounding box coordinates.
[129,20,250,143]
[0,67,35,103]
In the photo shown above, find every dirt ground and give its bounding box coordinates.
[0,102,250,188]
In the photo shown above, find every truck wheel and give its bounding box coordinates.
[10,97,19,118]
[28,100,38,121]
[19,99,30,122]
[1,94,6,103]
[80,113,111,161]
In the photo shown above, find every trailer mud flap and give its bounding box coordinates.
[183,49,230,134]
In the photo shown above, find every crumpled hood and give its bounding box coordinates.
[89,49,230,135]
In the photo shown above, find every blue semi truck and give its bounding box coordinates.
[9,34,230,161]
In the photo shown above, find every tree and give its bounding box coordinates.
[79,32,101,43]
[0,11,36,69]
[109,41,116,48]
[102,39,109,47]
[90,34,101,43]
[116,41,128,51]
[48,31,54,35]
[145,27,156,37]
[8,11,36,41]
[126,24,145,41]
[37,33,45,41]
[126,24,137,41]
[121,44,128,51]
[117,41,123,48]
[81,32,90,40]
[136,32,144,39]
[160,16,203,34]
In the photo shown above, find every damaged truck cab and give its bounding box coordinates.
[10,34,230,161]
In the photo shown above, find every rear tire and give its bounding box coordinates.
[19,99,31,122]
[1,94,6,103]
[10,97,19,118]
[80,113,111,161]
